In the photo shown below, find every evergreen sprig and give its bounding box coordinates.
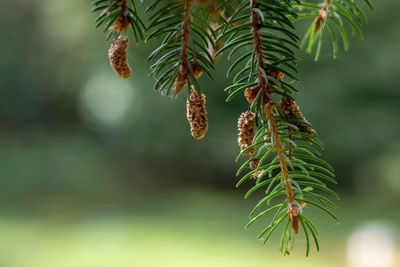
[294,0,373,60]
[92,0,146,41]
[91,0,372,256]
[146,0,216,96]
[217,0,339,255]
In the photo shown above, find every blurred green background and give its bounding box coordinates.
[0,1,399,267]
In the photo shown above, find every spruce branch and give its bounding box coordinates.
[219,0,339,255]
[90,0,373,256]
[92,0,146,77]
[146,0,215,97]
[92,0,146,41]
[294,0,373,59]
[146,0,215,138]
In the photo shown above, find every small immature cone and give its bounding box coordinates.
[191,62,203,79]
[186,88,208,140]
[249,158,260,170]
[280,97,313,134]
[237,111,256,155]
[280,97,299,118]
[288,202,300,233]
[108,35,132,78]
[244,86,259,104]
[249,158,261,179]
[267,69,285,82]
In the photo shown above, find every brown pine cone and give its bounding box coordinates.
[108,35,132,78]
[237,111,256,155]
[186,88,208,140]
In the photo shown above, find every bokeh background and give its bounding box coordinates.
[0,1,399,267]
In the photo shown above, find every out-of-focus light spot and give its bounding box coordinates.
[347,221,396,267]
[80,70,141,130]
[379,149,400,195]
[40,1,90,45]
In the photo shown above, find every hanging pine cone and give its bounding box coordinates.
[186,88,208,140]
[108,35,132,78]
[280,97,313,134]
[237,111,256,155]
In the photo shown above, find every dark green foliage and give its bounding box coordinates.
[92,0,146,41]
[294,0,373,59]
[146,0,215,95]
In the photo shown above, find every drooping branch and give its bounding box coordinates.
[250,0,293,204]
[146,0,214,97]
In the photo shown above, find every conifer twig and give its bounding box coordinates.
[91,0,372,255]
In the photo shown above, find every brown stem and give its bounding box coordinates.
[180,0,192,76]
[265,104,294,204]
[250,1,265,86]
[315,0,332,32]
[288,127,293,160]
[250,0,270,101]
[107,0,130,33]
[119,0,126,17]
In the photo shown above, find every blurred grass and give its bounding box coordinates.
[0,189,399,267]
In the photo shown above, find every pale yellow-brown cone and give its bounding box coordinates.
[108,35,132,78]
[280,97,313,134]
[237,111,256,155]
[186,88,208,140]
